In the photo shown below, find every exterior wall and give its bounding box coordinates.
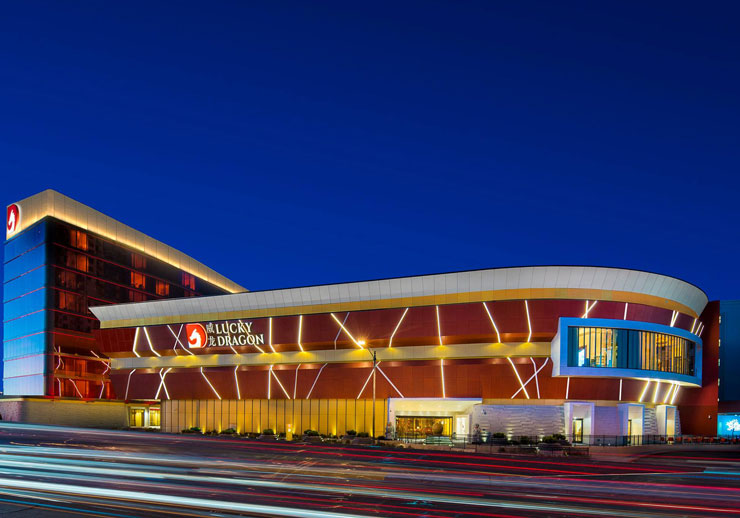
[679,301,720,434]
[0,398,128,428]
[3,217,233,398]
[719,300,740,405]
[471,404,564,437]
[160,398,387,436]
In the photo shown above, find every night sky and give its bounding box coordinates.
[2,2,738,300]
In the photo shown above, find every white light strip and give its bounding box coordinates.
[582,300,598,318]
[200,367,221,400]
[98,382,105,399]
[142,327,161,358]
[334,313,349,350]
[671,384,681,405]
[619,379,623,401]
[293,364,300,399]
[663,382,674,404]
[565,376,570,400]
[330,313,363,349]
[155,368,172,400]
[168,325,193,356]
[70,379,84,399]
[482,302,501,343]
[530,357,540,399]
[388,308,409,348]
[440,359,446,398]
[436,306,443,346]
[652,380,661,404]
[132,328,141,358]
[234,366,241,400]
[376,365,404,397]
[511,358,549,399]
[268,318,276,353]
[524,301,532,343]
[356,364,377,399]
[270,367,291,399]
[623,303,629,320]
[124,369,136,400]
[306,363,328,399]
[670,311,679,327]
[267,366,272,399]
[507,357,529,399]
[690,318,697,334]
[638,380,651,403]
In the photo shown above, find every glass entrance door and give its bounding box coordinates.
[627,419,632,445]
[572,418,584,443]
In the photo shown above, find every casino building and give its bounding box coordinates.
[2,190,732,439]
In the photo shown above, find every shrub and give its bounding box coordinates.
[304,429,319,436]
[541,435,557,443]
[346,430,357,436]
[357,432,370,438]
[518,436,532,445]
[492,432,506,439]
[221,428,237,434]
[189,427,202,433]
[262,429,275,435]
[553,433,566,441]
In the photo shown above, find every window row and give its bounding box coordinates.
[567,326,695,376]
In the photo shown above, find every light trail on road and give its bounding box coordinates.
[0,423,738,517]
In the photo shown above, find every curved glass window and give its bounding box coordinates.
[567,326,695,376]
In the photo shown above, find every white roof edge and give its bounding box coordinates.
[90,265,708,324]
[8,189,245,293]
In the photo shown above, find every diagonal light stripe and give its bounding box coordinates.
[482,302,501,343]
[388,308,409,348]
[435,306,444,346]
[376,365,404,398]
[511,357,550,399]
[306,363,328,399]
[530,357,540,399]
[200,367,221,400]
[524,301,532,343]
[270,367,291,399]
[356,363,378,399]
[507,357,529,399]
[142,327,161,357]
[293,364,300,399]
[297,315,304,352]
[124,369,136,400]
[582,300,598,318]
[132,327,141,358]
[268,318,276,353]
[440,359,446,398]
[330,313,363,349]
[334,313,349,350]
[234,366,241,400]
[638,380,651,403]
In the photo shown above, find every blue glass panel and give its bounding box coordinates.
[3,287,46,322]
[3,244,46,281]
[2,374,45,396]
[3,332,47,361]
[3,220,46,263]
[3,266,47,301]
[3,354,46,378]
[3,312,47,342]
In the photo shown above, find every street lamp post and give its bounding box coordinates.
[372,350,377,438]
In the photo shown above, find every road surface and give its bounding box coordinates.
[0,423,737,517]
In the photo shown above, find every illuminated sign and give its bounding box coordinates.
[727,419,740,433]
[186,323,207,348]
[186,321,264,348]
[6,203,21,238]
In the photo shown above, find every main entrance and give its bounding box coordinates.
[395,416,452,437]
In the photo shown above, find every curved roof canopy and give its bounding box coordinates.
[91,266,708,329]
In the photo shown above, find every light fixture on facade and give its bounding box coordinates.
[482,302,501,343]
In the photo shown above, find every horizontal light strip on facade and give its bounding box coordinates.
[111,341,551,371]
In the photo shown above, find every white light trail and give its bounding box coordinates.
[388,308,409,347]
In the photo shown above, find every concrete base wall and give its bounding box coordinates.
[0,398,128,428]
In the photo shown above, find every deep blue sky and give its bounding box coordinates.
[1,1,738,299]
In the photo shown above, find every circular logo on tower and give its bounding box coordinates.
[186,323,207,348]
[6,203,21,238]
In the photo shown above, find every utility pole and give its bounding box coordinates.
[372,350,377,438]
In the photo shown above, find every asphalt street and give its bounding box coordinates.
[0,423,737,517]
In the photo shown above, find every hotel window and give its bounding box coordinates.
[69,229,88,251]
[569,326,695,376]
[131,253,146,270]
[182,272,196,291]
[65,252,89,272]
[130,272,146,290]
[155,280,169,296]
